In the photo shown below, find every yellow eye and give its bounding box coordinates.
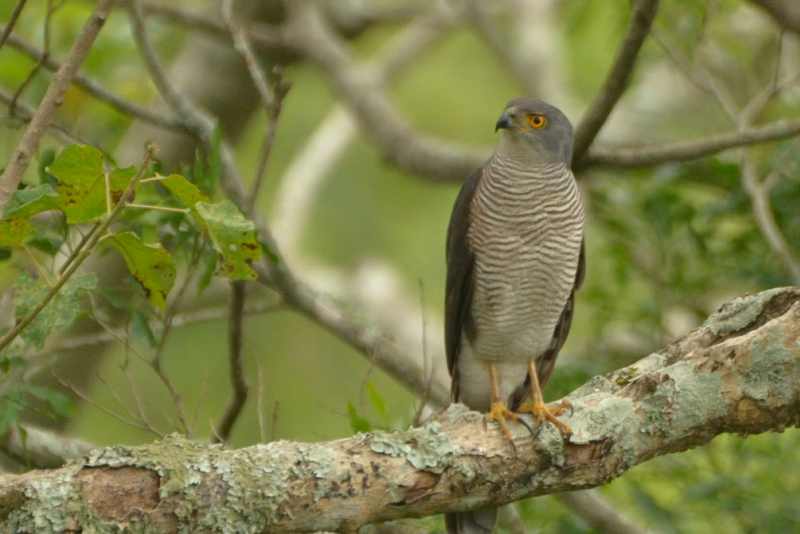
[528,114,547,129]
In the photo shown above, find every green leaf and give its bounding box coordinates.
[47,145,135,223]
[28,235,64,256]
[346,402,372,433]
[160,173,207,208]
[195,200,262,280]
[14,273,97,350]
[0,217,34,247]
[4,184,60,218]
[101,232,176,310]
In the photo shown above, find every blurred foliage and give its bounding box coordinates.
[1,0,799,532]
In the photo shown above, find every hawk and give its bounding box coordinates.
[444,98,585,533]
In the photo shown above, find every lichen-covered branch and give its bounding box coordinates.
[1,288,798,532]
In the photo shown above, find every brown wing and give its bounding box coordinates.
[511,240,586,409]
[444,168,482,402]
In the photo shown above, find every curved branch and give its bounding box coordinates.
[581,117,800,168]
[749,0,800,35]
[572,0,660,161]
[2,288,798,532]
[286,2,487,183]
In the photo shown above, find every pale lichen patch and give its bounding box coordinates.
[370,421,459,473]
[5,465,82,533]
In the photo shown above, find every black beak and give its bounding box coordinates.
[495,111,512,132]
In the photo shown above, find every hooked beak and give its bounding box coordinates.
[495,111,512,132]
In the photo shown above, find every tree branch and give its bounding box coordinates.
[0,0,27,51]
[581,117,800,168]
[285,2,487,183]
[572,0,660,161]
[749,0,800,35]
[555,491,651,534]
[213,281,249,443]
[0,0,114,212]
[1,425,91,470]
[2,288,798,532]
[0,29,188,133]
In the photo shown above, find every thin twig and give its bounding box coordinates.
[0,0,115,212]
[213,281,249,443]
[0,87,86,145]
[413,280,430,426]
[127,0,210,135]
[1,30,187,133]
[150,237,203,436]
[581,117,800,168]
[572,0,660,161]
[34,299,283,357]
[256,363,266,443]
[741,160,800,282]
[9,0,61,117]
[221,0,290,212]
[0,0,27,51]
[270,400,280,441]
[0,145,154,353]
[54,372,160,436]
[555,491,650,534]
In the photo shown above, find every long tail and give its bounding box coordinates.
[445,506,497,534]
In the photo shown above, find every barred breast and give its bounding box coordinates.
[466,156,584,364]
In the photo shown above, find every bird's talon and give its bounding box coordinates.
[487,401,518,446]
[548,399,573,417]
[518,400,572,440]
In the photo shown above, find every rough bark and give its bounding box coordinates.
[2,287,799,532]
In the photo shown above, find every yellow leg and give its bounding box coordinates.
[486,363,518,443]
[518,360,572,438]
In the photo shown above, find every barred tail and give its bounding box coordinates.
[445,507,497,534]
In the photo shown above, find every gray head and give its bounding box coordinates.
[494,98,573,165]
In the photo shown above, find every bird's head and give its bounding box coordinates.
[494,98,573,165]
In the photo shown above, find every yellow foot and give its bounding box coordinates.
[518,400,572,438]
[487,401,519,442]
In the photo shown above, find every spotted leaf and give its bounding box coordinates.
[195,200,261,280]
[101,232,176,310]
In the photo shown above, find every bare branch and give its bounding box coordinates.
[581,117,800,168]
[572,0,660,161]
[749,0,800,35]
[0,0,114,212]
[1,287,798,531]
[32,299,282,357]
[464,1,539,96]
[0,87,87,146]
[221,0,290,211]
[1,30,189,133]
[213,281,249,444]
[0,0,27,51]
[286,2,486,183]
